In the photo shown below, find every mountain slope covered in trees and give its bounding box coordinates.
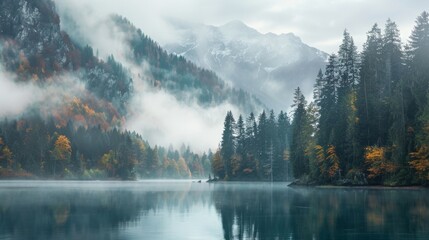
[0,0,239,179]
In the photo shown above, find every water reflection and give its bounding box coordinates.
[213,184,429,240]
[0,181,428,240]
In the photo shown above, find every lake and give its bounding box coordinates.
[0,181,428,240]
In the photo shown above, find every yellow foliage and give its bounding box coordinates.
[83,104,96,117]
[365,146,396,179]
[1,146,14,169]
[315,145,327,176]
[326,145,340,178]
[53,135,72,162]
[410,145,429,181]
[315,145,340,179]
[177,157,191,178]
[99,150,117,176]
[365,146,384,160]
[315,145,325,164]
[212,150,224,178]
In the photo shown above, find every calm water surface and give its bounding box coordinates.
[0,180,428,240]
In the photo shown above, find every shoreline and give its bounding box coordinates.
[288,181,428,189]
[0,178,426,189]
[291,184,427,190]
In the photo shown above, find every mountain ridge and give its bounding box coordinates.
[164,20,328,110]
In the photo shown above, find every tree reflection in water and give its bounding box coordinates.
[212,183,429,240]
[0,181,428,240]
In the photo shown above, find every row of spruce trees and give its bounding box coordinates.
[215,12,429,185]
[212,111,292,181]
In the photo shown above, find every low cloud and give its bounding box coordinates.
[55,0,243,152]
[0,63,89,120]
[0,69,40,118]
[126,81,239,152]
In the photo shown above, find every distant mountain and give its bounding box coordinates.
[164,20,328,110]
[109,16,264,113]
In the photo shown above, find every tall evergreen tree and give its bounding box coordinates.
[338,30,360,90]
[245,113,258,156]
[402,12,429,173]
[335,30,360,171]
[235,115,246,177]
[357,24,384,148]
[257,111,268,179]
[236,115,246,159]
[383,19,406,165]
[266,110,277,181]
[290,88,310,178]
[243,112,258,177]
[276,111,291,181]
[221,111,236,179]
[383,19,403,97]
[317,54,338,147]
[407,11,429,110]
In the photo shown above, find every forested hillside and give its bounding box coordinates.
[215,12,429,186]
[0,0,230,179]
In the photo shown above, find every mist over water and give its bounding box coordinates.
[0,181,428,240]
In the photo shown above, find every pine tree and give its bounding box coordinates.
[291,88,311,178]
[335,30,360,172]
[276,111,291,181]
[407,11,429,123]
[402,12,429,181]
[236,115,246,158]
[313,69,324,123]
[383,19,406,165]
[357,24,383,148]
[338,30,359,90]
[266,110,277,181]
[256,111,268,179]
[221,111,236,179]
[243,112,258,177]
[317,54,338,147]
[407,12,429,109]
[235,115,246,178]
[245,113,257,156]
[383,19,403,97]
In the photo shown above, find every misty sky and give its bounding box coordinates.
[64,0,428,53]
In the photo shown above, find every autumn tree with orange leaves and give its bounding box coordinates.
[409,146,429,183]
[364,146,396,181]
[314,145,340,182]
[52,135,72,176]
